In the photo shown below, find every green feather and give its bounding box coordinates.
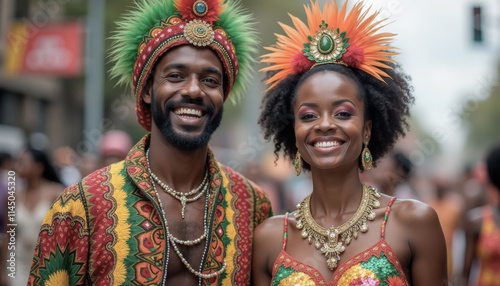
[108,0,259,105]
[109,0,178,87]
[214,0,259,104]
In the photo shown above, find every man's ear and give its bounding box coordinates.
[143,78,153,104]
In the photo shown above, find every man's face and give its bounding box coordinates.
[143,45,224,151]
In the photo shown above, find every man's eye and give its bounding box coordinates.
[203,78,220,86]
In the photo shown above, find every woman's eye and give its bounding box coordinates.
[299,113,316,120]
[336,111,352,117]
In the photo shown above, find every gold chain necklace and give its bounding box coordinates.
[294,184,381,270]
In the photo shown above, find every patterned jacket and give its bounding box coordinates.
[28,134,273,285]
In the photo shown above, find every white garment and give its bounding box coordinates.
[8,195,52,286]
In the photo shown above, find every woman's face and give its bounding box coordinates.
[15,151,38,178]
[293,71,371,171]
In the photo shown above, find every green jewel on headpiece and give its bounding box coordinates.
[304,20,350,63]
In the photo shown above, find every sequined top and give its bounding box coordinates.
[476,206,500,286]
[271,197,409,286]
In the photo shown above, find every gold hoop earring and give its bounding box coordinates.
[294,151,302,176]
[361,144,373,172]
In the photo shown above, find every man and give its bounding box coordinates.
[28,0,272,285]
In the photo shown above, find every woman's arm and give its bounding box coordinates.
[252,216,284,286]
[394,200,448,285]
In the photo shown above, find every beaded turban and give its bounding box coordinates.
[110,0,258,131]
[262,0,398,90]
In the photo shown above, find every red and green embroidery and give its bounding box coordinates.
[30,134,272,285]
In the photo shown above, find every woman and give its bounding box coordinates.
[463,145,500,285]
[1,147,63,286]
[254,1,447,285]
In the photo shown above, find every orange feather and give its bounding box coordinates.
[261,0,398,88]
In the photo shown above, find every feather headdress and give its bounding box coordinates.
[109,0,258,131]
[262,0,398,90]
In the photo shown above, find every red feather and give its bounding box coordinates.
[292,51,314,74]
[342,44,364,68]
[174,0,226,24]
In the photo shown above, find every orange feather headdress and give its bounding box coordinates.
[262,0,398,89]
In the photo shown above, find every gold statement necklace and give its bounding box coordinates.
[294,184,381,270]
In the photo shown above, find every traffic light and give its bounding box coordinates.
[473,6,482,43]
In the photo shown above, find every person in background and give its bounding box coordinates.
[361,151,415,198]
[458,163,488,217]
[98,130,133,167]
[427,176,464,282]
[463,144,500,286]
[0,152,13,233]
[254,1,447,284]
[0,152,13,286]
[52,146,82,187]
[28,0,272,285]
[1,147,63,286]
[77,152,99,178]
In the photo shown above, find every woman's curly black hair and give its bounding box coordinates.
[259,63,414,171]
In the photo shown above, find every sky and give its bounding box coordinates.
[359,0,500,174]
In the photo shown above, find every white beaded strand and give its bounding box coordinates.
[150,167,208,196]
[146,148,226,279]
[147,149,208,218]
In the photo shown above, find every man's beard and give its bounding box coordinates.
[150,93,223,151]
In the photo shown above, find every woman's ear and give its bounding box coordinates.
[363,120,372,144]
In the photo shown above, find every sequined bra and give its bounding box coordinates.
[271,198,409,285]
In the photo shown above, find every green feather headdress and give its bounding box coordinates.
[109,0,259,130]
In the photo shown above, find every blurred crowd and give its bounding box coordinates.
[0,130,132,286]
[0,129,499,285]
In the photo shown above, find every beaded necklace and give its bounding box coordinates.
[149,159,209,219]
[146,149,226,279]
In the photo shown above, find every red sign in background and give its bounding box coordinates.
[5,20,83,77]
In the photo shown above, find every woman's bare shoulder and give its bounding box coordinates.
[255,214,288,239]
[390,198,440,225]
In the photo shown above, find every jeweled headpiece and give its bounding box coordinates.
[262,0,398,90]
[110,0,258,130]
